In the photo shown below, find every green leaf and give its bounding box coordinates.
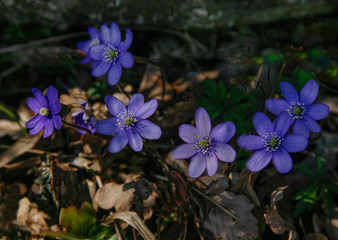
[202,79,227,103]
[322,187,335,219]
[264,53,285,64]
[197,97,223,120]
[292,68,314,91]
[229,86,247,105]
[292,163,317,179]
[323,182,338,194]
[293,200,310,218]
[315,156,325,179]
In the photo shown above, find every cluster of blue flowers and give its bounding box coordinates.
[25,21,330,178]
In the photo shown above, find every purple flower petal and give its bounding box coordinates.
[300,80,318,106]
[210,121,236,143]
[246,149,272,172]
[46,86,59,105]
[89,44,105,60]
[127,129,143,152]
[274,112,291,137]
[252,112,273,137]
[49,101,61,114]
[52,115,62,130]
[107,62,122,85]
[172,144,198,159]
[135,120,162,140]
[79,55,92,64]
[92,60,100,68]
[95,117,120,135]
[118,51,134,68]
[29,117,46,135]
[26,114,43,129]
[108,131,128,153]
[109,22,121,47]
[281,134,308,153]
[280,81,299,103]
[88,27,99,39]
[213,142,236,162]
[91,61,111,77]
[100,23,110,44]
[293,120,310,138]
[26,97,42,113]
[206,152,218,176]
[43,119,54,138]
[77,40,91,52]
[195,107,211,136]
[188,153,206,178]
[272,149,293,173]
[178,124,198,143]
[104,95,126,116]
[128,93,144,113]
[303,117,321,133]
[307,103,329,120]
[119,28,133,51]
[237,135,264,150]
[265,99,289,116]
[32,88,47,108]
[135,98,158,119]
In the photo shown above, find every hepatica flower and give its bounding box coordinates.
[238,112,308,173]
[95,93,161,153]
[89,22,134,85]
[77,26,103,67]
[265,80,329,138]
[72,101,96,134]
[172,107,236,178]
[26,86,61,138]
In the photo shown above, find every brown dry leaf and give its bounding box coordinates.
[263,186,290,235]
[202,178,258,240]
[72,156,101,172]
[109,211,156,240]
[0,120,22,139]
[0,132,42,167]
[15,197,50,234]
[303,233,328,240]
[94,182,134,211]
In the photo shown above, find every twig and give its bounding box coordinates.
[0,144,58,157]
[0,32,87,55]
[61,120,109,139]
[117,82,131,99]
[114,223,123,240]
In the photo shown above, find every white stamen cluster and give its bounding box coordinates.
[90,38,100,47]
[193,136,212,154]
[287,102,306,119]
[102,44,119,63]
[262,132,283,152]
[117,110,138,130]
[40,107,50,116]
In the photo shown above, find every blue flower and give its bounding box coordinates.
[26,86,62,138]
[89,22,134,85]
[172,107,236,178]
[265,80,329,138]
[72,101,96,134]
[95,93,161,153]
[237,112,308,173]
[77,26,103,68]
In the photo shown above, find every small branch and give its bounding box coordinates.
[61,120,109,139]
[114,223,123,240]
[117,82,131,99]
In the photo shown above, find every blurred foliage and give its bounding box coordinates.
[292,155,338,219]
[198,79,258,134]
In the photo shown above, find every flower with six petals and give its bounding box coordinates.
[265,80,329,138]
[95,93,161,153]
[89,22,134,85]
[172,107,237,178]
[26,86,62,138]
[237,112,308,173]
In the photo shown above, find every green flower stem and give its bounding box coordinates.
[0,102,28,136]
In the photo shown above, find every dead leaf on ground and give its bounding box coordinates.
[0,132,42,167]
[201,177,258,240]
[94,182,134,212]
[15,197,50,234]
[107,211,156,240]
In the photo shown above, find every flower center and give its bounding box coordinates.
[194,136,212,154]
[117,110,138,130]
[262,132,283,152]
[103,44,119,63]
[287,102,306,119]
[40,107,50,116]
[90,38,100,47]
